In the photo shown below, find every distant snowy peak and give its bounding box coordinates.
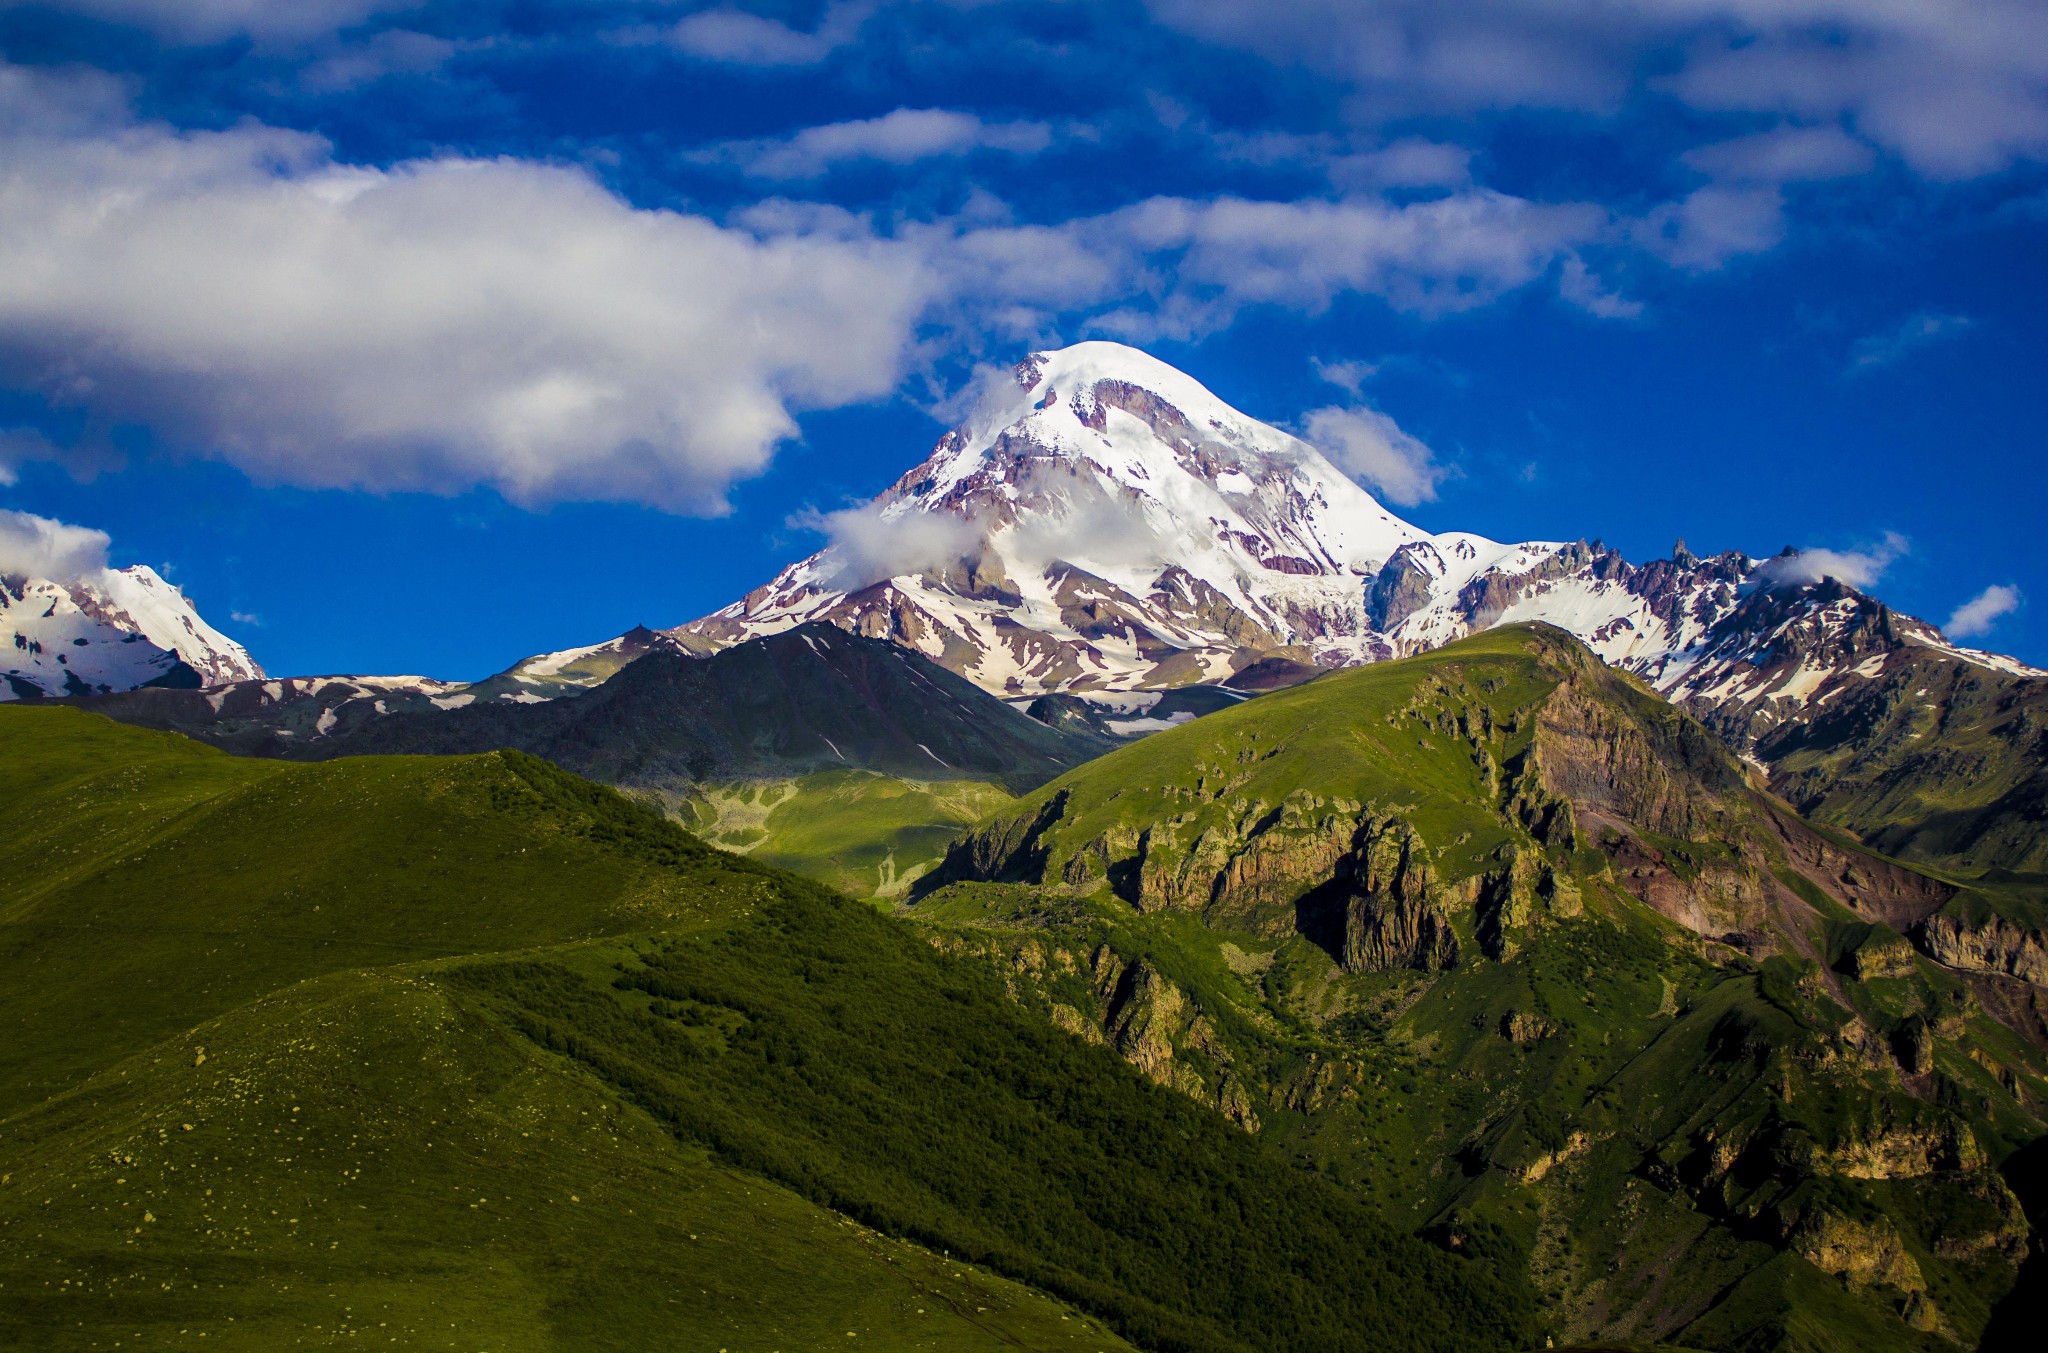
[1,564,261,701]
[682,339,2040,749]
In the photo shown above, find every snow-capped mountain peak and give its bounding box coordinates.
[693,341,1510,691]
[2,563,262,700]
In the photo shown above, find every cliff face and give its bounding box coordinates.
[1918,910,2048,987]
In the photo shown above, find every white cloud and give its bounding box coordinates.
[669,1,875,68]
[1666,3,2048,180]
[14,0,415,44]
[790,501,981,590]
[1006,464,1183,577]
[1681,124,1875,183]
[1557,255,1643,318]
[0,507,111,581]
[299,29,458,93]
[1946,583,2022,639]
[0,65,1643,516]
[1055,191,1609,337]
[1635,184,1785,270]
[1301,404,1445,506]
[1848,311,1975,372]
[0,63,929,514]
[1311,357,1379,396]
[1327,138,1473,190]
[1755,531,1908,590]
[708,108,1055,180]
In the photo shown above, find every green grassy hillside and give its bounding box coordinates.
[0,966,1131,1352]
[917,625,2048,1351]
[0,705,1540,1352]
[0,706,765,1113]
[687,770,1015,898]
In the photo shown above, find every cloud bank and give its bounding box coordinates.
[0,61,1635,512]
[0,65,927,514]
[1144,0,2048,179]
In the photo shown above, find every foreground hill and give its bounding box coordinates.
[919,625,2048,1350]
[0,706,1536,1351]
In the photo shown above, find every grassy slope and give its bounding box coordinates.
[978,624,1557,887]
[688,771,1015,898]
[445,889,1539,1353]
[0,968,1127,1352]
[0,707,760,1112]
[0,707,1126,1350]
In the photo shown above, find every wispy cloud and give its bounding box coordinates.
[1848,311,1976,372]
[1755,531,1909,590]
[1300,404,1446,506]
[11,0,410,45]
[1310,357,1379,397]
[0,425,63,486]
[703,109,1057,180]
[1946,583,2023,638]
[1634,184,1785,271]
[1680,124,1875,184]
[789,500,980,591]
[667,1,877,68]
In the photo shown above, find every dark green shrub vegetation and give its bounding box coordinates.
[450,884,1543,1353]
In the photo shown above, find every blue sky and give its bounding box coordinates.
[0,0,2044,678]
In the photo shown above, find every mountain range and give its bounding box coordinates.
[86,621,1110,795]
[22,340,2040,882]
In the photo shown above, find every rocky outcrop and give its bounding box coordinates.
[1341,827,1458,973]
[1367,543,1439,631]
[1916,911,2048,988]
[1837,927,1921,982]
[1819,1115,1982,1180]
[1534,674,1740,843]
[1787,1209,1928,1297]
